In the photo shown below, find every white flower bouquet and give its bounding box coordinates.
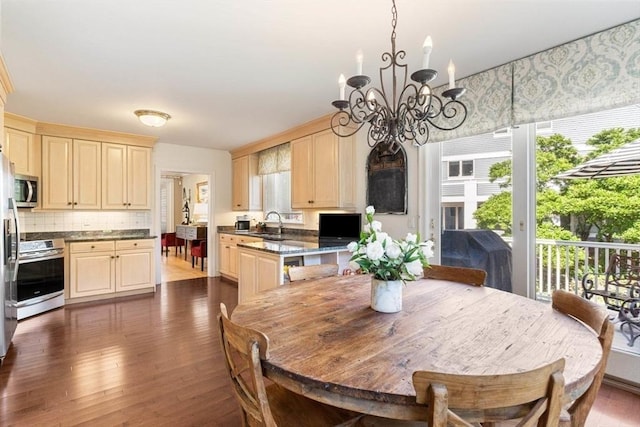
[348,206,434,281]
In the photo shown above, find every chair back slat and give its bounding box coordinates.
[414,358,565,426]
[424,264,486,286]
[552,290,614,427]
[217,303,275,426]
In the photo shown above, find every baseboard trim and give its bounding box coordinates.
[603,374,640,395]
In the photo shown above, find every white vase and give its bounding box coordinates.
[370,278,403,313]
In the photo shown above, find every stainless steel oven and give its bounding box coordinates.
[17,239,65,320]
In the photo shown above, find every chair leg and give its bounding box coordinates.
[201,257,205,271]
[191,255,195,268]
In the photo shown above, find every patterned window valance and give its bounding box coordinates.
[258,143,291,175]
[513,19,640,125]
[429,19,640,142]
[430,63,513,143]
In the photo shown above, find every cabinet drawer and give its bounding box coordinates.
[70,241,115,253]
[237,236,263,244]
[220,234,237,244]
[116,239,154,250]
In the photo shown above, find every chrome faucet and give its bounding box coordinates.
[265,211,283,234]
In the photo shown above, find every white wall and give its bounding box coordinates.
[153,143,235,282]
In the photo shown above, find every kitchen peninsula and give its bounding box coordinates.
[219,231,352,303]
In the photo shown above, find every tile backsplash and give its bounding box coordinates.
[18,211,152,233]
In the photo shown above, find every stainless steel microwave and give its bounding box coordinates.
[15,174,38,208]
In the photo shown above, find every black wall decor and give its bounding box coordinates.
[366,142,407,214]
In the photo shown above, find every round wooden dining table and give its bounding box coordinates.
[231,274,603,421]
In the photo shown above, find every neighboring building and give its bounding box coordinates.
[441,104,640,230]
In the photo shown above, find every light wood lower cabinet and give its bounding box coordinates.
[69,239,155,300]
[236,246,352,303]
[237,248,281,304]
[218,233,262,280]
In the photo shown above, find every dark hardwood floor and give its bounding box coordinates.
[1,277,638,426]
[0,277,241,426]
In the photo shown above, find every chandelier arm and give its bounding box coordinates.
[330,111,367,137]
[423,98,468,131]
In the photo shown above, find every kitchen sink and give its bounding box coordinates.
[247,232,286,241]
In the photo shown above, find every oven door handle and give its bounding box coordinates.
[16,290,64,308]
[18,253,65,264]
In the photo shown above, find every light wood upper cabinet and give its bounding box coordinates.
[232,154,261,211]
[73,139,102,209]
[4,127,41,177]
[102,143,151,209]
[291,129,355,209]
[42,136,101,209]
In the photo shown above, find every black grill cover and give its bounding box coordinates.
[441,229,512,292]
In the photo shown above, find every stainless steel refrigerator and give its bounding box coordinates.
[0,153,19,361]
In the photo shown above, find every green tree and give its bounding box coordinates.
[474,127,640,242]
[557,128,640,241]
[475,134,581,235]
[474,191,512,233]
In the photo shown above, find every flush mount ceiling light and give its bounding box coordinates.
[331,0,467,152]
[134,109,171,127]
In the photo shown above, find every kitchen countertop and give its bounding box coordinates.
[218,230,319,243]
[22,229,155,242]
[220,228,352,255]
[63,235,157,243]
[237,240,350,255]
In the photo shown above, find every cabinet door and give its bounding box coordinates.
[219,242,230,275]
[101,143,128,209]
[311,130,339,208]
[116,248,154,291]
[229,245,238,278]
[238,251,257,304]
[291,136,314,208]
[232,156,249,210]
[73,139,101,209]
[42,136,73,209]
[232,155,262,211]
[69,251,115,297]
[127,146,151,209]
[4,128,40,177]
[256,255,280,293]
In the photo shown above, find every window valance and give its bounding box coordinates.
[258,143,291,175]
[429,19,640,143]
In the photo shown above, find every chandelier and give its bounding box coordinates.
[331,0,467,152]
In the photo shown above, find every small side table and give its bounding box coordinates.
[175,225,208,260]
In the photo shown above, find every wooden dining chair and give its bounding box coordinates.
[288,264,339,282]
[423,264,486,286]
[413,358,565,427]
[552,290,614,427]
[217,303,362,426]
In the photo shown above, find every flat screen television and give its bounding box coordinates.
[318,213,362,242]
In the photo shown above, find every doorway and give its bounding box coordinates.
[160,171,210,282]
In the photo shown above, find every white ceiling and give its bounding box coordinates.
[2,1,639,151]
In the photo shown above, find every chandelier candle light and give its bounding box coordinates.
[331,0,467,152]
